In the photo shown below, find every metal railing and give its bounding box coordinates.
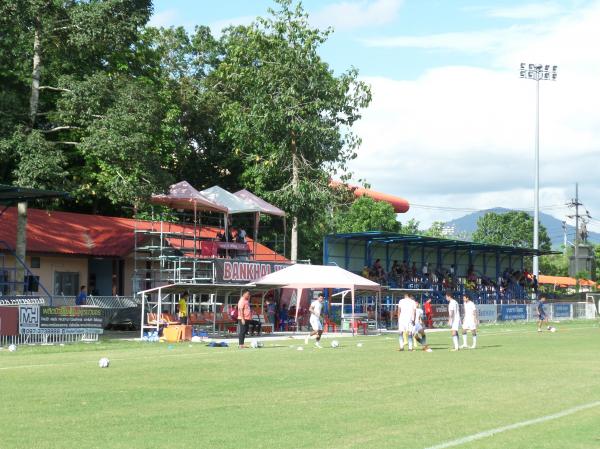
[50,295,138,308]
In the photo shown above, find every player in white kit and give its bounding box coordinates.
[461,294,478,349]
[412,300,432,352]
[305,293,324,348]
[445,292,461,351]
[397,294,416,351]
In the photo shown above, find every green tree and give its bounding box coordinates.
[399,219,421,235]
[472,211,552,250]
[333,196,399,234]
[424,221,446,238]
[211,0,371,261]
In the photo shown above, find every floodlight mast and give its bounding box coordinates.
[519,63,557,282]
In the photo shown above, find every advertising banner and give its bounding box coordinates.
[214,260,290,284]
[500,304,527,321]
[18,306,103,334]
[553,303,571,318]
[476,304,498,322]
[431,304,449,327]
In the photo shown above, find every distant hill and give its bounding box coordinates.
[444,207,600,249]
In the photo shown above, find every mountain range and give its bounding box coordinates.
[443,207,599,249]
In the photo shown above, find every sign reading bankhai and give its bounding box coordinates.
[19,305,104,335]
[214,260,290,284]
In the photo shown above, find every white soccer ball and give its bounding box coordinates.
[550,327,556,333]
[250,340,263,349]
[297,346,304,351]
[98,357,110,368]
[8,344,17,352]
[356,343,363,348]
[331,340,339,348]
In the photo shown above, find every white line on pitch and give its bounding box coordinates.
[423,400,600,449]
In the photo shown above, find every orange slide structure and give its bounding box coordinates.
[330,180,410,213]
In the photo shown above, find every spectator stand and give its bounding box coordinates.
[323,232,557,305]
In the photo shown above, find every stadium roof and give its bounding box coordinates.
[325,231,558,256]
[0,207,286,261]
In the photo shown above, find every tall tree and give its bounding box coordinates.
[211,0,371,261]
[333,196,399,234]
[472,211,552,250]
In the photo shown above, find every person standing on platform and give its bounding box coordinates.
[178,292,188,325]
[75,285,87,306]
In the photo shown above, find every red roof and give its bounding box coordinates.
[538,275,596,288]
[0,208,286,261]
[330,180,410,213]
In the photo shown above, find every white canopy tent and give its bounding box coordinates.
[252,264,381,334]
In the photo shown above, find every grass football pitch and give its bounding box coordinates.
[1,321,599,449]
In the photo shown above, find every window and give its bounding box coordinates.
[30,257,41,269]
[25,275,40,293]
[54,272,79,296]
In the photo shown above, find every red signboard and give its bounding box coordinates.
[431,304,449,328]
[0,307,19,336]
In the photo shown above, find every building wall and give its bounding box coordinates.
[123,256,135,297]
[0,253,89,296]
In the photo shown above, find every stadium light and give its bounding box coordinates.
[519,62,558,282]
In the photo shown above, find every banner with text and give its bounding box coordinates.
[476,304,498,322]
[18,305,104,334]
[553,303,571,319]
[431,304,449,327]
[500,304,527,321]
[214,260,290,284]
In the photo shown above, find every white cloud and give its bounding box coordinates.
[485,2,564,19]
[312,0,403,31]
[348,1,600,232]
[209,15,255,35]
[148,9,180,28]
[361,27,530,52]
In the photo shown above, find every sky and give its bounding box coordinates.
[150,0,600,234]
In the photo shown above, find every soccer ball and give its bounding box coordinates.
[8,344,16,352]
[250,340,263,349]
[297,346,304,351]
[550,327,556,333]
[356,343,363,348]
[331,340,340,348]
[98,357,110,368]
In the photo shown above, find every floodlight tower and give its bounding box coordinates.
[519,63,557,279]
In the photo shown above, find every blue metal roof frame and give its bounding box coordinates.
[325,232,557,256]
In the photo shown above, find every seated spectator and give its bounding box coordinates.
[390,260,400,280]
[373,259,384,278]
[237,227,247,243]
[411,262,417,280]
[361,266,371,280]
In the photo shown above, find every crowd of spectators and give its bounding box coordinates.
[361,259,538,302]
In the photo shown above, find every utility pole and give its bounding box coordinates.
[567,183,582,277]
[562,221,567,254]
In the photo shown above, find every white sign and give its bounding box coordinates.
[476,304,498,322]
[19,305,40,328]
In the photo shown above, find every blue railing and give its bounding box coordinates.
[0,240,54,305]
